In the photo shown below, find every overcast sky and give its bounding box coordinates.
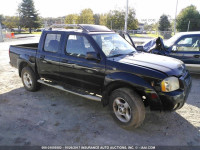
[0,0,200,23]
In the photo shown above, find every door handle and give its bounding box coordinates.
[194,55,200,58]
[61,59,68,63]
[85,70,93,73]
[41,60,48,64]
[40,55,45,59]
[39,55,47,63]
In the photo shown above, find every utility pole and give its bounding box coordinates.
[174,0,178,34]
[44,21,48,29]
[187,20,190,32]
[124,0,128,32]
[0,23,3,42]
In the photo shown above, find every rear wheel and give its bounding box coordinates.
[21,67,40,92]
[109,88,145,128]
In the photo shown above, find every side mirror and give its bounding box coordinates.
[172,45,177,52]
[86,52,100,61]
[136,46,144,51]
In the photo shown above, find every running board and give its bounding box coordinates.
[37,79,101,102]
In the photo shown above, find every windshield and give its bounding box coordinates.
[164,33,181,48]
[92,33,136,57]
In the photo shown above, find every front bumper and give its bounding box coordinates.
[149,71,192,111]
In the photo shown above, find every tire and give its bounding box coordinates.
[21,67,40,92]
[109,88,145,128]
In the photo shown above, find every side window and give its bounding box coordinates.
[177,36,200,51]
[44,34,61,52]
[66,35,95,57]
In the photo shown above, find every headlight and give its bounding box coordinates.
[161,77,180,92]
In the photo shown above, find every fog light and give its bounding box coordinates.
[173,104,178,109]
[151,93,158,99]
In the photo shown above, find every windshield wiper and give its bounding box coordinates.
[127,51,136,55]
[108,51,136,58]
[108,54,124,58]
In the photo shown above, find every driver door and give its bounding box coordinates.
[59,34,105,94]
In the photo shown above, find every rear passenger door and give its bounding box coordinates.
[37,32,62,80]
[59,33,105,94]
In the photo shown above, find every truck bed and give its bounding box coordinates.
[11,43,38,50]
[9,43,38,69]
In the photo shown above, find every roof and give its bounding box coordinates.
[175,31,200,36]
[49,24,112,33]
[80,24,112,32]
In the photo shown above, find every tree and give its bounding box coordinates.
[176,5,200,32]
[2,16,19,29]
[127,8,138,30]
[78,9,94,24]
[0,15,4,24]
[144,23,154,31]
[107,10,125,30]
[158,14,171,31]
[63,8,137,30]
[18,0,41,33]
[65,14,79,24]
[93,13,107,25]
[99,14,107,26]
[94,14,100,25]
[107,8,138,30]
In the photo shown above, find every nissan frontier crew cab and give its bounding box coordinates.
[9,24,192,128]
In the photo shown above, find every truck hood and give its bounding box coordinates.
[111,52,185,77]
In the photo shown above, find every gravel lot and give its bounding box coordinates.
[0,36,200,147]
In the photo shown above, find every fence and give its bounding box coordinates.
[127,30,173,39]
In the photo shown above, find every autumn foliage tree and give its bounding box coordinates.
[65,14,79,24]
[78,9,94,24]
[106,8,138,30]
[64,8,138,30]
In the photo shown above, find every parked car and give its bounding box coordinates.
[135,32,200,74]
[11,28,26,32]
[34,28,44,32]
[9,24,192,128]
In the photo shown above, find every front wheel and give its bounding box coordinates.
[109,88,145,128]
[21,67,40,92]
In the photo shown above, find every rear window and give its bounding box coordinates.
[44,34,61,52]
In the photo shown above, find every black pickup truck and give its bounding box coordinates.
[9,24,192,128]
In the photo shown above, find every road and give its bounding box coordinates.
[0,36,199,147]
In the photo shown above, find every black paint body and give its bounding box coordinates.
[9,29,192,111]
